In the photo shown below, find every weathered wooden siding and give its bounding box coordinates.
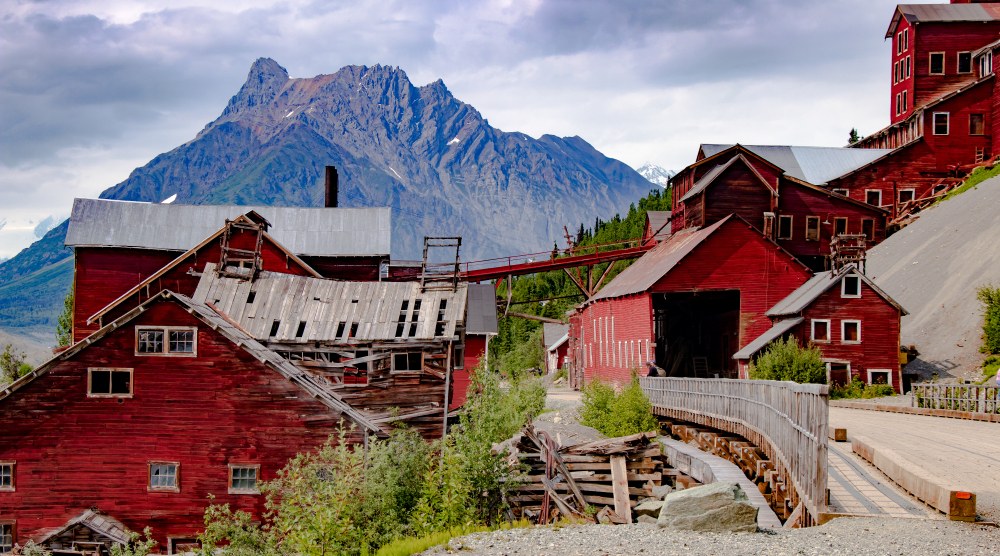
[578,293,654,385]
[906,21,1000,117]
[702,162,773,232]
[683,192,705,230]
[73,248,178,342]
[791,280,903,392]
[300,255,382,281]
[650,220,813,354]
[1,301,359,551]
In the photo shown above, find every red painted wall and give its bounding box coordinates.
[775,179,887,261]
[450,335,488,410]
[0,300,359,551]
[576,293,654,384]
[790,279,903,392]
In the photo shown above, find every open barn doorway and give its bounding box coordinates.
[653,290,740,378]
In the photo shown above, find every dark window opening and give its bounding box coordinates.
[0,464,11,489]
[270,321,281,338]
[866,191,882,206]
[435,322,447,336]
[843,321,860,343]
[295,321,307,338]
[408,323,418,337]
[805,216,820,241]
[843,275,861,297]
[933,112,949,135]
[777,215,792,240]
[930,52,944,75]
[350,323,359,338]
[861,219,874,240]
[393,352,423,372]
[89,369,132,397]
[834,218,848,237]
[899,190,915,203]
[247,291,256,304]
[813,320,830,342]
[336,322,347,339]
[453,346,465,369]
[970,113,985,135]
[0,523,12,554]
[958,52,972,74]
[870,371,889,385]
[395,323,405,338]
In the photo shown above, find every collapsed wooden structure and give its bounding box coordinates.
[498,426,664,524]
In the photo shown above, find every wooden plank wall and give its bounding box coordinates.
[702,161,774,232]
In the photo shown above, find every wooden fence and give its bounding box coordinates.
[914,384,1000,414]
[639,377,829,525]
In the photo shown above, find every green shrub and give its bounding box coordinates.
[498,327,545,377]
[579,373,659,437]
[749,337,826,384]
[358,428,433,548]
[554,367,568,381]
[977,283,1000,355]
[830,379,896,400]
[410,438,470,536]
[0,344,31,387]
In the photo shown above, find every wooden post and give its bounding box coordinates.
[442,340,453,439]
[610,455,632,523]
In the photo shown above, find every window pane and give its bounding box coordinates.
[0,524,12,553]
[815,322,829,341]
[91,370,111,394]
[110,371,131,395]
[934,114,948,135]
[835,219,847,236]
[930,53,944,74]
[393,353,407,371]
[845,323,859,342]
[232,467,257,490]
[151,464,176,488]
[137,330,163,353]
[0,464,10,487]
[959,52,972,73]
[169,330,194,353]
[778,217,792,239]
[408,352,422,370]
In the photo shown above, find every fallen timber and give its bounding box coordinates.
[496,425,667,524]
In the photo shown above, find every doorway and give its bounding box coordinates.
[653,291,740,378]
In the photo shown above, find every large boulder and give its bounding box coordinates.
[656,482,759,533]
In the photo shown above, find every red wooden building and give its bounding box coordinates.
[65,198,391,342]
[733,265,908,392]
[567,215,814,383]
[0,291,379,554]
[668,145,890,270]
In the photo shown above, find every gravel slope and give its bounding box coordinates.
[425,517,999,556]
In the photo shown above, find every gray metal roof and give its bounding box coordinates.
[588,218,729,303]
[888,4,1000,38]
[732,317,804,360]
[766,265,907,317]
[646,211,671,237]
[192,264,468,343]
[467,284,499,335]
[698,145,893,185]
[65,198,391,256]
[543,322,570,349]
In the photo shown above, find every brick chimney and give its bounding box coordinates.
[325,166,338,208]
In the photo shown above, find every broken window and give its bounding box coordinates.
[246,291,256,304]
[898,189,915,204]
[811,320,830,342]
[229,464,260,494]
[337,322,347,339]
[834,218,848,237]
[832,189,849,197]
[350,323,359,338]
[958,52,972,74]
[0,523,12,554]
[861,219,874,240]
[295,322,307,339]
[970,113,985,136]
[865,190,882,206]
[88,368,133,398]
[137,327,196,355]
[393,352,423,372]
[933,112,949,135]
[842,275,861,298]
[0,462,13,492]
[435,299,448,336]
[408,300,421,337]
[929,52,944,75]
[805,216,820,241]
[270,320,281,338]
[842,320,861,343]
[453,345,465,369]
[149,462,179,492]
[137,329,163,353]
[778,216,792,239]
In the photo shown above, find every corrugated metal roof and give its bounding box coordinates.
[588,217,730,303]
[732,317,803,360]
[65,198,391,256]
[889,4,1000,38]
[467,283,499,335]
[697,145,893,185]
[646,211,671,237]
[543,322,570,349]
[766,265,907,317]
[192,264,468,342]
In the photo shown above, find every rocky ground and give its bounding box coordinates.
[423,517,999,555]
[829,394,916,407]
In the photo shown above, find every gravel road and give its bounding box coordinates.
[424,517,999,556]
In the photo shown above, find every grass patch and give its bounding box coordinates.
[374,520,530,556]
[937,163,1000,204]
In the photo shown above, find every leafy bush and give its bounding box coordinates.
[410,439,470,536]
[977,283,1000,355]
[110,529,158,556]
[554,367,568,381]
[749,337,826,384]
[579,374,659,437]
[830,379,896,400]
[0,344,32,387]
[56,286,74,347]
[358,428,432,548]
[497,327,544,377]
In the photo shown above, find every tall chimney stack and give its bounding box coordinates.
[325,166,338,208]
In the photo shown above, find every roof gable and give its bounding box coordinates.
[699,144,894,185]
[1,290,383,434]
[679,154,775,204]
[766,265,908,317]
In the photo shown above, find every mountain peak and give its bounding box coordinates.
[218,57,290,120]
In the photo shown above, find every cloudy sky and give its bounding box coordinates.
[0,0,910,259]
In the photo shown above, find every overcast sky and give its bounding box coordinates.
[0,0,912,259]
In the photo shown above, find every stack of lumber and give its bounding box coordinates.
[497,424,663,524]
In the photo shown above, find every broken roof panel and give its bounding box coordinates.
[697,145,893,185]
[732,317,804,360]
[65,198,391,256]
[192,264,468,342]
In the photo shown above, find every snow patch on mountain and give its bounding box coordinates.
[636,163,675,188]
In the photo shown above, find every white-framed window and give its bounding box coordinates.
[867,368,893,387]
[149,461,180,493]
[777,215,793,240]
[841,320,862,344]
[893,61,899,84]
[933,112,949,135]
[228,464,260,494]
[896,32,903,55]
[811,319,831,342]
[895,93,901,116]
[958,52,972,74]
[805,216,820,241]
[898,189,916,204]
[832,189,849,197]
[392,352,423,373]
[929,52,945,75]
[834,217,848,237]
[0,521,14,554]
[87,368,133,398]
[842,275,862,298]
[0,461,13,492]
[903,29,908,51]
[135,327,197,356]
[970,113,985,136]
[902,90,907,112]
[865,190,883,206]
[906,55,911,78]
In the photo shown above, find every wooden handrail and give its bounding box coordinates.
[639,377,829,525]
[914,384,1000,414]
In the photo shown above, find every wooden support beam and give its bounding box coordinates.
[507,312,566,325]
[610,455,632,523]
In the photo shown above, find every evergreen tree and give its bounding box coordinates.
[56,286,74,347]
[848,128,860,144]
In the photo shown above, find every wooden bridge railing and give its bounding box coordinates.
[914,384,1000,414]
[639,377,829,525]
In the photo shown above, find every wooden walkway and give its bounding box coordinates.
[826,440,938,519]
